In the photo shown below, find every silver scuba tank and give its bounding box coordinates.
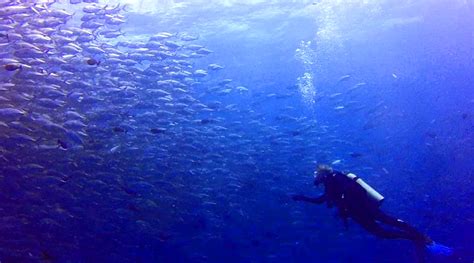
[346,173,384,204]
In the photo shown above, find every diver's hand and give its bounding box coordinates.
[291,194,307,201]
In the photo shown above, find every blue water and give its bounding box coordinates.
[0,0,473,262]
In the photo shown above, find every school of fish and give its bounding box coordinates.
[0,0,406,262]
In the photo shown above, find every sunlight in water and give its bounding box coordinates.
[105,0,315,13]
[103,0,176,12]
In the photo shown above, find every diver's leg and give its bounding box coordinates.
[363,221,418,240]
[374,210,430,244]
[352,213,413,240]
[375,211,454,260]
[354,215,428,263]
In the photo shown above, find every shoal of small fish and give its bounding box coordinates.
[0,0,398,261]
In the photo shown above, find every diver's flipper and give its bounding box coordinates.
[425,242,453,256]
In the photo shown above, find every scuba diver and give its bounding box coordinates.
[292,164,453,261]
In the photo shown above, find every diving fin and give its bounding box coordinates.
[425,242,453,256]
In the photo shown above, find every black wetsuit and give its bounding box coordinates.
[294,170,429,244]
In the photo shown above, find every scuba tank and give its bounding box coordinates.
[345,173,384,204]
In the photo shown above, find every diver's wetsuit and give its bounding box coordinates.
[294,170,429,244]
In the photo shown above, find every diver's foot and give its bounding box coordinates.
[425,242,454,256]
[422,234,433,245]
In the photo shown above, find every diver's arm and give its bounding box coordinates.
[291,194,326,204]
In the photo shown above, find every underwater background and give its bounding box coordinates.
[0,0,473,262]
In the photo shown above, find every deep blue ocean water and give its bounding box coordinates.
[0,0,473,262]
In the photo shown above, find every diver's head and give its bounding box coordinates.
[313,164,333,186]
